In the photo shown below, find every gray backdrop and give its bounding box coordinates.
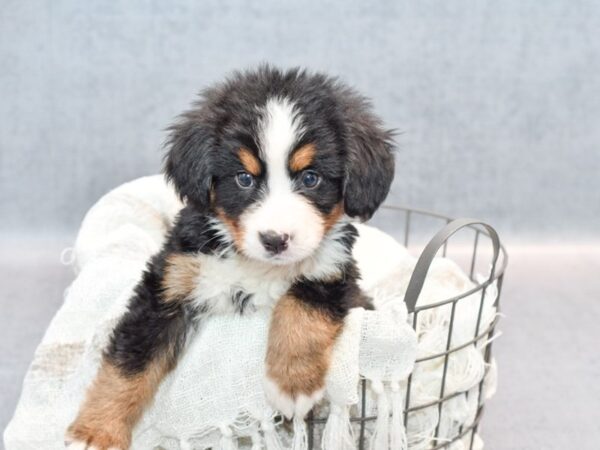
[1,0,599,240]
[2,2,600,449]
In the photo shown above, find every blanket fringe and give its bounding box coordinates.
[390,381,408,450]
[262,419,284,450]
[321,404,355,450]
[369,379,390,450]
[251,428,263,450]
[291,416,308,450]
[219,425,238,450]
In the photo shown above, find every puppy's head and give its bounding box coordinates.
[165,66,395,265]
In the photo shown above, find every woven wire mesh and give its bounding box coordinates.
[305,205,508,449]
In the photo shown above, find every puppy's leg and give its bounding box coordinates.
[65,356,170,450]
[66,252,201,450]
[265,294,344,419]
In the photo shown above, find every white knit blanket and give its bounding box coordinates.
[3,176,497,450]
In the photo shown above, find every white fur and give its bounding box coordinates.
[240,97,325,265]
[205,216,235,257]
[191,221,352,311]
[263,377,325,420]
[295,389,325,418]
[258,98,302,197]
[263,377,295,419]
[192,253,291,311]
[298,221,353,280]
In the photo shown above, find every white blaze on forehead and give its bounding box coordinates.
[237,97,325,264]
[259,97,303,193]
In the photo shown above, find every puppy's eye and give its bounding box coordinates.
[236,171,255,189]
[300,170,320,189]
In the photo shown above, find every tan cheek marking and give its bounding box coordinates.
[266,295,342,396]
[289,143,317,172]
[162,254,201,302]
[238,147,261,176]
[216,208,246,250]
[322,202,344,233]
[67,357,169,449]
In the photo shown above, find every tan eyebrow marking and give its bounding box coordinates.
[289,143,316,172]
[238,147,261,176]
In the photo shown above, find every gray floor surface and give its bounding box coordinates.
[1,237,599,449]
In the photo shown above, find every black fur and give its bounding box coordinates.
[233,290,255,315]
[168,206,230,255]
[105,252,193,375]
[339,95,396,220]
[164,65,395,221]
[105,207,229,376]
[164,124,216,212]
[289,267,372,321]
[288,223,372,321]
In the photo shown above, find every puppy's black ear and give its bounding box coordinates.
[163,119,215,211]
[341,96,395,220]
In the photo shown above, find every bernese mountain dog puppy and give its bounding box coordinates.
[66,66,395,449]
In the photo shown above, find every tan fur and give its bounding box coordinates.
[216,208,245,249]
[66,357,169,449]
[238,147,261,176]
[266,295,342,396]
[162,253,201,302]
[289,143,316,172]
[322,202,344,233]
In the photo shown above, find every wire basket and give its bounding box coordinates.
[305,205,508,449]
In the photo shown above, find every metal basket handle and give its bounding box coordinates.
[403,218,501,313]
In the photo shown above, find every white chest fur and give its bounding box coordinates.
[190,223,353,313]
[192,254,293,312]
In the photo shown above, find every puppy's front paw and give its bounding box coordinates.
[264,376,325,419]
[65,420,130,450]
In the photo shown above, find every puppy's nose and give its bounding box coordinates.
[259,231,290,255]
